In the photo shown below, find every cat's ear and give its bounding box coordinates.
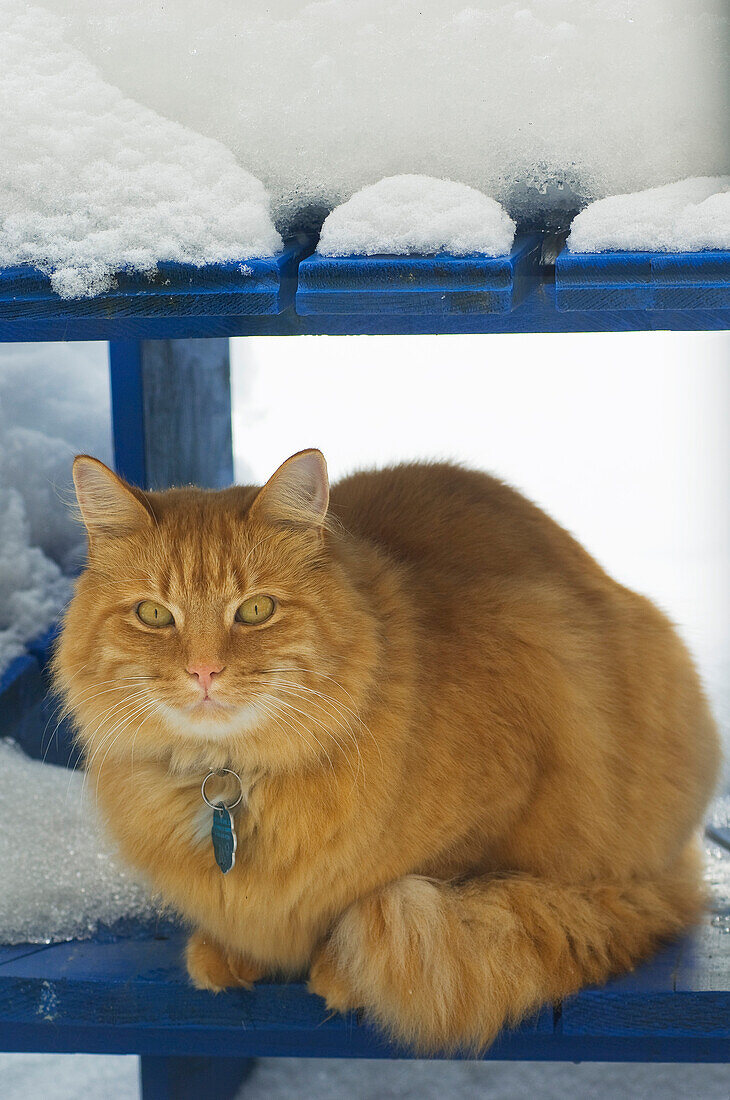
[249,449,329,530]
[72,456,154,541]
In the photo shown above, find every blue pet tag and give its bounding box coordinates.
[211,804,237,874]
[202,769,244,875]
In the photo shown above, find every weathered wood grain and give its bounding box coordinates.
[109,337,233,490]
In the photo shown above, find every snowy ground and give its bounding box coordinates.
[0,342,111,671]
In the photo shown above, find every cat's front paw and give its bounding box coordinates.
[185,931,262,992]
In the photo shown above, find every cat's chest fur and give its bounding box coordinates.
[104,763,329,949]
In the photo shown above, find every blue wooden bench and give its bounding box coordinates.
[1,239,729,1096]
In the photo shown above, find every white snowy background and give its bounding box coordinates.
[31,0,730,231]
[0,329,728,1097]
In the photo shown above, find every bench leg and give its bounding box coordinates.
[109,337,234,490]
[139,1055,255,1100]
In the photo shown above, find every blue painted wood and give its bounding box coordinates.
[555,248,730,312]
[293,280,730,333]
[109,339,147,486]
[296,236,543,315]
[0,314,299,342]
[706,825,730,852]
[0,280,727,339]
[0,242,312,325]
[0,632,78,768]
[0,654,45,748]
[560,913,730,1052]
[110,337,234,491]
[0,915,727,1061]
[25,623,62,671]
[139,1055,254,1100]
[0,945,56,967]
[138,338,233,491]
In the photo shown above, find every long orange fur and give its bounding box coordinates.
[54,450,720,1053]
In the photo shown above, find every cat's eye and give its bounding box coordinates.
[235,595,275,625]
[136,600,174,628]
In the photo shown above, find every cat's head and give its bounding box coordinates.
[54,451,378,775]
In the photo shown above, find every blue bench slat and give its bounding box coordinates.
[0,282,727,339]
[0,240,313,326]
[0,931,549,1057]
[296,236,542,316]
[675,908,730,994]
[0,921,727,1061]
[0,640,79,769]
[0,654,46,749]
[706,825,730,852]
[0,945,56,967]
[555,248,730,311]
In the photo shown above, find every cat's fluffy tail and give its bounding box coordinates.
[309,841,705,1053]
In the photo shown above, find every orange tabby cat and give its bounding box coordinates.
[55,449,720,1053]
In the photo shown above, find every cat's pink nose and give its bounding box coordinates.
[187,663,225,695]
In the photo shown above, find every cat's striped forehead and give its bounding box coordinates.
[123,485,311,601]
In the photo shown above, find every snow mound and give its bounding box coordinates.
[0,2,282,299]
[0,492,71,673]
[568,177,730,253]
[0,740,155,943]
[35,0,730,234]
[317,176,516,257]
[0,342,111,674]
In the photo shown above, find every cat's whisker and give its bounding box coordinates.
[253,666,384,770]
[251,676,369,782]
[255,697,342,788]
[259,677,360,727]
[241,532,279,568]
[261,694,344,780]
[255,695,331,772]
[48,676,154,764]
[76,690,155,804]
[253,696,319,772]
[259,682,364,790]
[94,701,158,806]
[87,696,156,792]
[39,659,90,764]
[65,693,148,807]
[256,694,337,779]
[258,666,362,712]
[48,674,148,763]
